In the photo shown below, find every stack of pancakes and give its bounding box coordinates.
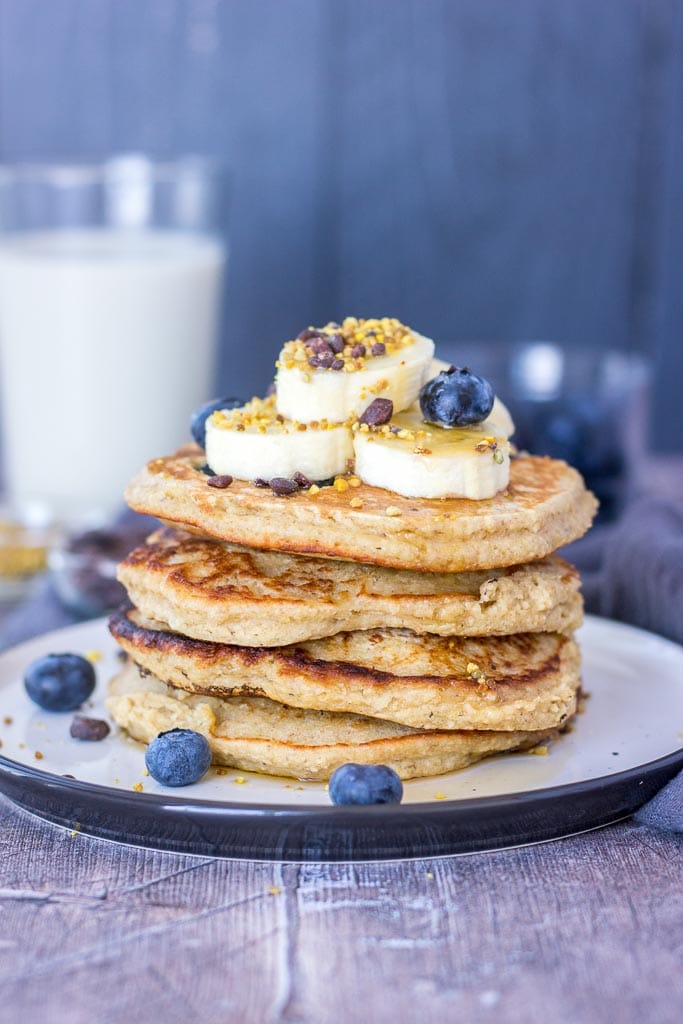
[106,448,597,781]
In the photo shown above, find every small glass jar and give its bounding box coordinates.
[0,502,56,603]
[49,521,152,618]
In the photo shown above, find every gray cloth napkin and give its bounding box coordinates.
[0,577,77,650]
[563,498,683,645]
[595,498,683,646]
[633,773,683,834]
[2,498,682,833]
[567,497,683,833]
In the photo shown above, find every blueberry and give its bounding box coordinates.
[24,653,96,712]
[329,763,403,806]
[419,366,495,427]
[190,397,243,449]
[145,728,212,787]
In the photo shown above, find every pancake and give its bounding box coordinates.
[125,448,597,573]
[118,529,583,647]
[107,662,564,781]
[110,608,580,732]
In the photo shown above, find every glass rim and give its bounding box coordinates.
[438,339,650,366]
[0,153,228,188]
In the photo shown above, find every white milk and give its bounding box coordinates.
[0,230,225,519]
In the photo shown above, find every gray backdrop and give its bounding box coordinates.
[0,0,681,447]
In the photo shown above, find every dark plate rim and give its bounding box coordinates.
[1,743,682,820]
[1,614,682,827]
[2,617,683,860]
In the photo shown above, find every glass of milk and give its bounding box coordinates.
[0,156,227,522]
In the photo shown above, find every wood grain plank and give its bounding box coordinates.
[0,795,681,1024]
[206,0,328,398]
[331,0,643,354]
[283,840,683,1024]
[0,0,113,158]
[650,1,683,450]
[0,799,288,1023]
[0,0,680,425]
[108,0,183,156]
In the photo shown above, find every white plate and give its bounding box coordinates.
[0,615,681,860]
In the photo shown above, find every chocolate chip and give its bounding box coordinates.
[370,342,386,356]
[293,471,312,488]
[359,398,394,426]
[331,358,345,371]
[297,327,319,341]
[327,334,345,353]
[207,475,233,489]
[254,478,270,488]
[70,715,110,742]
[307,336,332,354]
[351,344,366,358]
[308,351,335,369]
[270,477,299,496]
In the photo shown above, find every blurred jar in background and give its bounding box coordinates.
[0,156,228,523]
[439,341,650,523]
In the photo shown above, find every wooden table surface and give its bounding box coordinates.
[0,794,680,1024]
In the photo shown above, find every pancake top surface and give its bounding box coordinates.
[107,663,563,780]
[125,447,597,572]
[109,608,580,733]
[125,528,574,600]
[117,528,582,645]
[114,606,573,687]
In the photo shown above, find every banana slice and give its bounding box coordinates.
[276,318,435,423]
[205,397,353,482]
[353,405,511,500]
